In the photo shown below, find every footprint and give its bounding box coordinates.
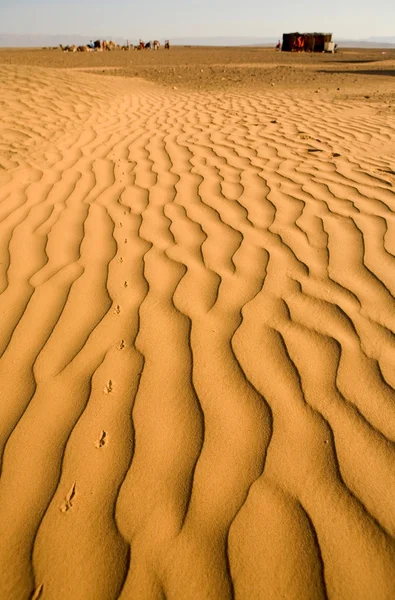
[124,238,128,244]
[60,483,76,513]
[119,222,123,227]
[123,281,128,288]
[104,380,113,394]
[94,430,107,448]
[118,339,125,350]
[118,256,124,263]
[114,305,121,315]
[31,584,44,600]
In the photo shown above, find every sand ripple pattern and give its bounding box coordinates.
[0,66,395,600]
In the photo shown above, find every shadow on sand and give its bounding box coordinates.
[319,68,395,77]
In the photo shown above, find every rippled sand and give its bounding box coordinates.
[0,65,395,599]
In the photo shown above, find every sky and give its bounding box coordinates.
[0,0,394,40]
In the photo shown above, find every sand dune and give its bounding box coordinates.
[0,64,395,599]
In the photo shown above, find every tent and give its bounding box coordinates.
[282,32,333,52]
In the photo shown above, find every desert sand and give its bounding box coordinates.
[0,47,395,599]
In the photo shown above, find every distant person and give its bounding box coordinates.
[276,40,281,51]
[88,40,95,49]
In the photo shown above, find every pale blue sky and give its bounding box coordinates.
[0,0,394,40]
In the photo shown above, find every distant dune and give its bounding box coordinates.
[0,33,126,48]
[337,39,395,48]
[1,32,395,48]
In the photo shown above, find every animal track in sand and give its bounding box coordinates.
[60,483,76,513]
[118,339,125,350]
[114,305,121,314]
[103,380,113,394]
[297,132,312,140]
[94,430,107,448]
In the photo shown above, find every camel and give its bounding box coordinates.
[153,40,160,50]
[59,44,77,52]
[59,39,121,53]
[104,40,116,51]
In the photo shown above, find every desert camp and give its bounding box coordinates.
[282,32,334,52]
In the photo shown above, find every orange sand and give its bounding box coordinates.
[0,61,395,599]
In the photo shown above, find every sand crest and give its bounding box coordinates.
[0,63,395,599]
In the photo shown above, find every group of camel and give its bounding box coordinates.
[60,39,170,53]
